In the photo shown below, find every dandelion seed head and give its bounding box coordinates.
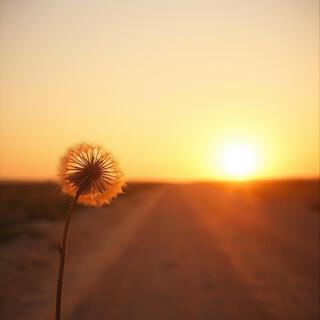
[58,143,124,207]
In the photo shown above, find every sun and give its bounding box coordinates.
[218,142,258,180]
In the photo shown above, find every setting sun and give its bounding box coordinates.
[219,143,258,180]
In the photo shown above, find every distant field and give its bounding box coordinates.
[0,181,159,242]
[0,180,318,242]
[206,179,320,209]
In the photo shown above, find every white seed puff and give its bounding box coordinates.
[58,143,124,207]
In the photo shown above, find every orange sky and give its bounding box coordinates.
[0,0,319,181]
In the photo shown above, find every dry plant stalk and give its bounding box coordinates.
[55,143,124,320]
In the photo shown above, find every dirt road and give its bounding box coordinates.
[69,184,319,320]
[1,183,319,319]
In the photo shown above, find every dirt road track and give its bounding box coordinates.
[68,184,319,320]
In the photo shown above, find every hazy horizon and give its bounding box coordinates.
[1,176,319,184]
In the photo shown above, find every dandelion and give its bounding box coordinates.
[55,143,124,320]
[58,143,124,207]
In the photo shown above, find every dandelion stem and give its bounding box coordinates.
[55,192,80,320]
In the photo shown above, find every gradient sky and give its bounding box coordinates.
[0,0,319,181]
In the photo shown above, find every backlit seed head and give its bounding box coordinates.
[58,143,124,207]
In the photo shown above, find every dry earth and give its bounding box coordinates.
[0,182,319,320]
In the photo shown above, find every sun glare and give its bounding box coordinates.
[219,142,258,180]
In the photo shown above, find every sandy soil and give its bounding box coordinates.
[0,183,319,320]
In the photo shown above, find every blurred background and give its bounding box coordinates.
[0,0,319,319]
[0,0,319,181]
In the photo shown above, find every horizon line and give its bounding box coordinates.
[1,176,319,184]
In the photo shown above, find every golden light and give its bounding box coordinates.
[218,142,258,180]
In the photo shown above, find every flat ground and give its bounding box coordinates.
[0,182,319,320]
